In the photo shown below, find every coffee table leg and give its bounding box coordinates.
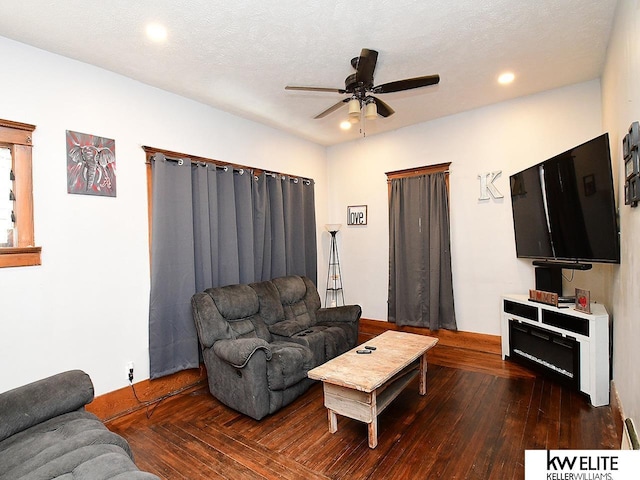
[419,351,428,395]
[367,392,378,448]
[328,409,338,434]
[368,418,378,448]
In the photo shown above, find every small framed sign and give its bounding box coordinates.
[347,205,367,225]
[528,289,558,307]
[575,288,591,314]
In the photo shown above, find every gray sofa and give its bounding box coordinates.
[0,369,159,480]
[191,275,361,420]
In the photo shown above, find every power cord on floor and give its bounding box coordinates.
[129,378,205,419]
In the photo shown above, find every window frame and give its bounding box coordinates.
[386,162,451,201]
[0,118,41,268]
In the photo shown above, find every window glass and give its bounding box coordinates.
[0,147,14,247]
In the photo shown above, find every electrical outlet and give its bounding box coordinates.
[127,361,134,383]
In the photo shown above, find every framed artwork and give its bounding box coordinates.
[631,176,640,207]
[66,130,116,197]
[623,132,631,159]
[625,154,635,180]
[629,121,640,148]
[575,288,591,314]
[347,205,367,225]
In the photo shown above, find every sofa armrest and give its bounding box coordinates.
[316,305,362,325]
[0,369,94,443]
[213,338,272,368]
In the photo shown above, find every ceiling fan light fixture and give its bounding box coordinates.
[364,100,377,120]
[339,120,352,130]
[286,48,440,128]
[348,98,361,120]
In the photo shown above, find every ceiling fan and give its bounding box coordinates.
[285,48,440,120]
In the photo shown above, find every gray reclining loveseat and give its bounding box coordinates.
[0,369,159,480]
[191,275,361,420]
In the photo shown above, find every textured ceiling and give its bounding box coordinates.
[0,0,618,146]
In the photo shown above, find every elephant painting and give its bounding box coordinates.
[66,130,116,197]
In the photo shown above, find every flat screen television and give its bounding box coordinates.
[509,133,620,266]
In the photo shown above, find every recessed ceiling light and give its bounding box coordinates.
[340,121,352,130]
[498,72,515,85]
[146,23,167,42]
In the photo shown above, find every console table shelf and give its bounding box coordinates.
[501,294,610,407]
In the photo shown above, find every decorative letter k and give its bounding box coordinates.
[478,171,504,200]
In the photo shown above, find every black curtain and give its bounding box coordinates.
[149,154,317,378]
[388,172,456,330]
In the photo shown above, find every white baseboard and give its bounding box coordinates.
[613,380,639,450]
[622,417,639,450]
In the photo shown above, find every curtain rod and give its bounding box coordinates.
[162,157,246,174]
[385,162,451,182]
[142,145,313,184]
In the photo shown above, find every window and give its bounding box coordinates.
[0,118,40,268]
[385,163,456,330]
[386,163,451,195]
[0,147,12,245]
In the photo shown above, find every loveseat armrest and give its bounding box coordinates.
[317,305,362,325]
[0,369,94,443]
[213,338,273,368]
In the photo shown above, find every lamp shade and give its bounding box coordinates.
[325,223,342,233]
[364,100,377,120]
[348,98,360,120]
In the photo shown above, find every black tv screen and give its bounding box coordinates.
[509,133,620,264]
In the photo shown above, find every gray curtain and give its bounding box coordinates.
[149,155,317,378]
[388,172,456,330]
[149,155,200,378]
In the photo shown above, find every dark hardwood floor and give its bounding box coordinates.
[108,343,621,479]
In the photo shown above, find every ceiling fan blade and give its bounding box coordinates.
[314,99,349,119]
[355,48,378,87]
[372,96,395,117]
[372,74,440,94]
[285,85,346,94]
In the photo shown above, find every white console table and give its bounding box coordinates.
[501,294,610,407]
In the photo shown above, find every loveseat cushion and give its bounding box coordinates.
[270,276,318,329]
[272,275,307,305]
[210,284,259,319]
[0,370,93,443]
[1,444,155,480]
[266,342,314,391]
[193,284,272,346]
[279,325,351,366]
[248,280,285,327]
[0,410,143,479]
[268,318,312,337]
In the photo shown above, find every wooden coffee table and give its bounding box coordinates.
[307,330,438,448]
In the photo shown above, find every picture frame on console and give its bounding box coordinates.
[575,288,591,314]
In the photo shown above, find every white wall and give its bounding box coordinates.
[326,80,604,335]
[601,0,640,432]
[0,37,327,395]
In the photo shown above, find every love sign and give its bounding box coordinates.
[347,205,367,226]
